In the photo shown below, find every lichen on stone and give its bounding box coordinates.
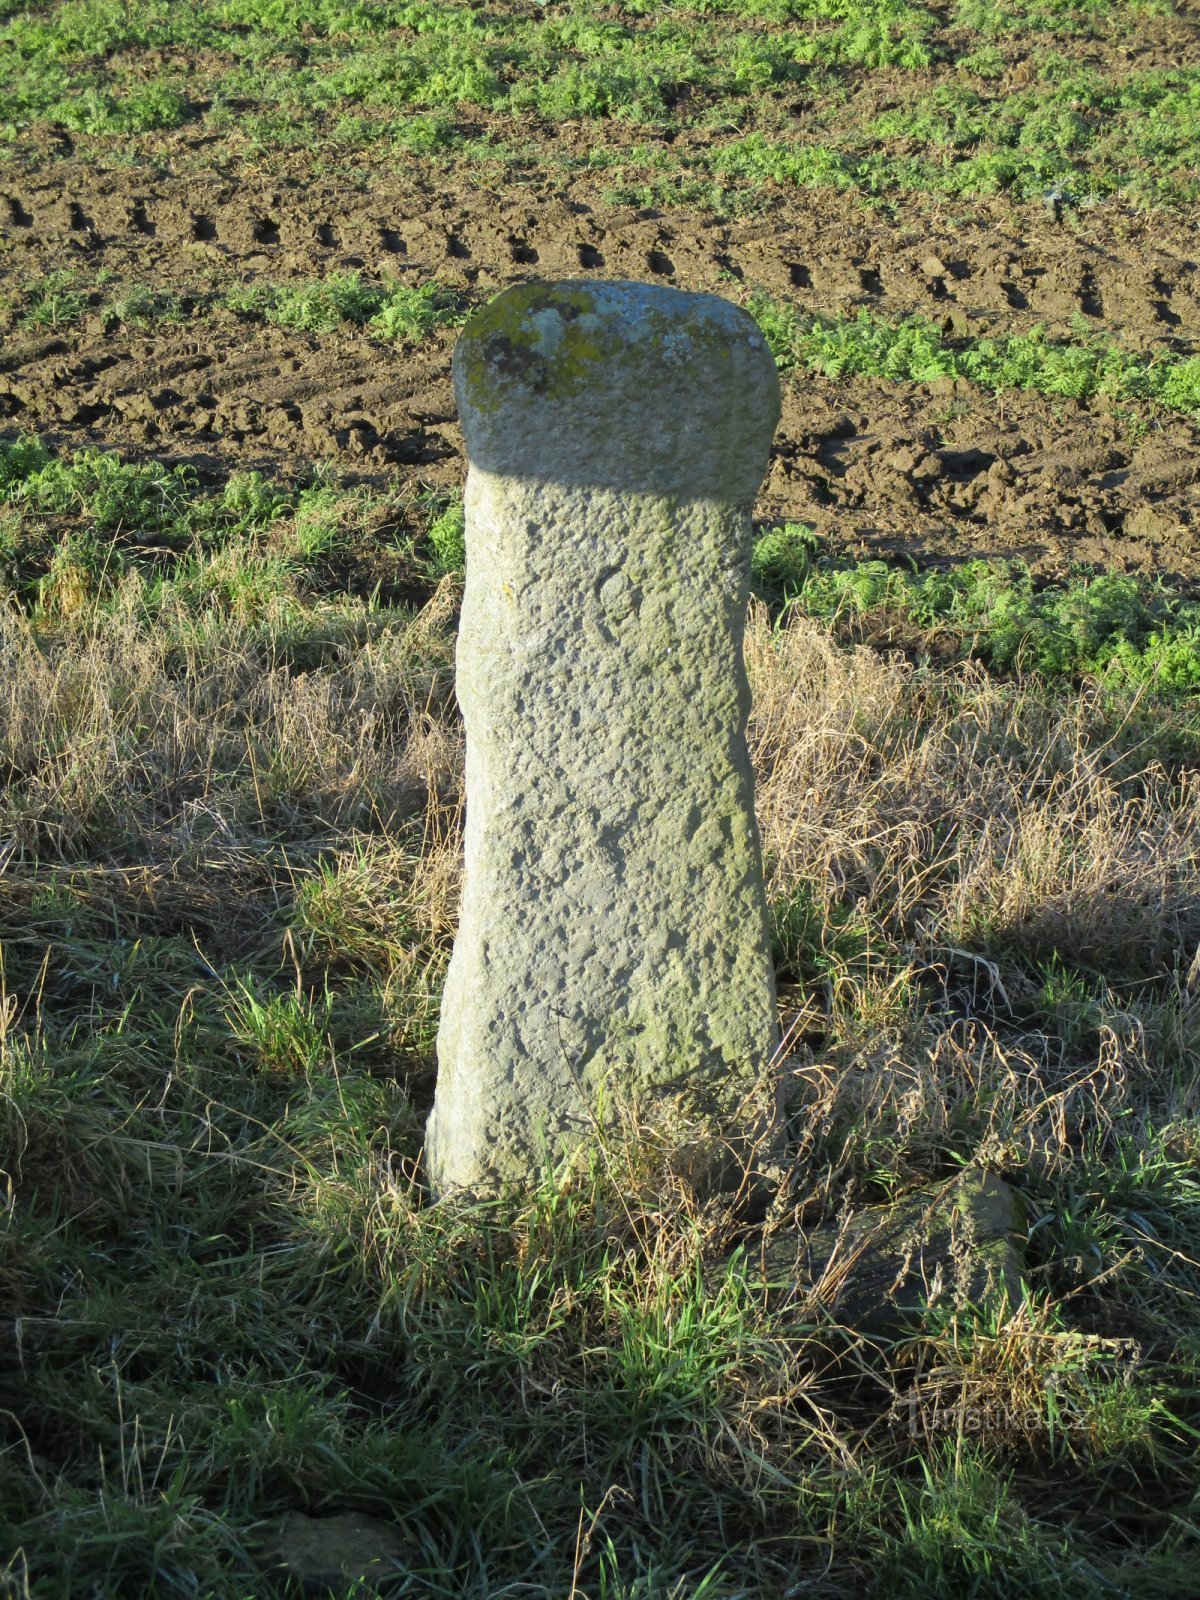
[454,279,772,420]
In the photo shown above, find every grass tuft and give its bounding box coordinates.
[225,271,465,341]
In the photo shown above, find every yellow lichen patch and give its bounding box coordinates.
[453,280,767,418]
[454,282,611,412]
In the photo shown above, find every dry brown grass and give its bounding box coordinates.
[749,607,1200,976]
[0,581,462,862]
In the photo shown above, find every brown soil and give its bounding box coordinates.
[2,148,1198,578]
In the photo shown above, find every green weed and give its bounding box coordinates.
[101,284,189,330]
[225,271,463,341]
[20,270,88,329]
[0,433,51,491]
[221,469,290,531]
[751,520,818,599]
[775,552,1200,690]
[0,0,1191,213]
[52,81,193,134]
[713,133,858,193]
[7,446,197,535]
[369,279,465,342]
[0,438,458,632]
[391,110,459,151]
[749,298,1200,419]
[225,271,384,333]
[423,491,465,574]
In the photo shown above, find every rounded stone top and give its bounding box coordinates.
[452,279,781,501]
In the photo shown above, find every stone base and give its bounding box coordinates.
[746,1169,1025,1335]
[252,1510,406,1596]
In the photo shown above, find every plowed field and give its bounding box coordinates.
[3,0,1199,574]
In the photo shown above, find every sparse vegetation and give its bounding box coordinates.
[749,296,1200,417]
[423,490,466,574]
[19,269,89,329]
[101,282,188,330]
[225,273,464,341]
[751,536,1200,689]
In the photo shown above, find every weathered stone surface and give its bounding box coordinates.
[751,1169,1025,1334]
[427,279,782,1196]
[254,1510,406,1596]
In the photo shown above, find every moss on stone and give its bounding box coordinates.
[753,1170,1027,1334]
[455,281,765,417]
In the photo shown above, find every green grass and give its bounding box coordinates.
[224,272,465,341]
[0,435,443,619]
[1,0,1194,209]
[10,273,193,334]
[4,437,1200,1593]
[100,283,189,330]
[423,491,465,575]
[751,537,1200,690]
[19,269,90,329]
[747,296,1200,417]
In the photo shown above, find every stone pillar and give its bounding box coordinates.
[426,279,781,1197]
